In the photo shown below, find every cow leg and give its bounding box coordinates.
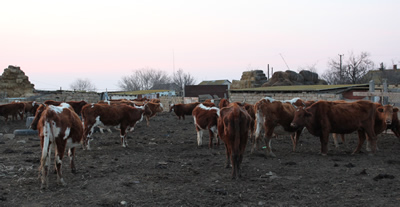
[55,142,66,186]
[120,126,128,147]
[83,124,95,150]
[208,126,218,148]
[365,130,377,155]
[320,133,329,156]
[224,143,231,168]
[146,116,150,127]
[232,154,239,179]
[263,125,276,157]
[68,148,76,174]
[353,130,367,154]
[40,143,52,189]
[196,126,203,146]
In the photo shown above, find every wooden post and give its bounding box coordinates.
[383,79,388,105]
[369,80,375,102]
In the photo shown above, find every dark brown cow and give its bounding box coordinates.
[217,102,252,179]
[44,100,88,115]
[192,103,220,148]
[23,101,40,117]
[30,103,83,189]
[169,102,200,120]
[0,102,25,123]
[290,100,380,155]
[81,103,151,149]
[252,97,304,157]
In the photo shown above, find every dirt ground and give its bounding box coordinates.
[1,111,400,207]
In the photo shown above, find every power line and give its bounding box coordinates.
[279,53,290,70]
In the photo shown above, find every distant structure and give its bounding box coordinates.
[361,64,400,86]
[198,79,231,89]
[230,70,268,89]
[0,65,35,98]
[262,70,327,87]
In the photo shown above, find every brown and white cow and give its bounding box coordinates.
[217,102,253,179]
[192,103,220,148]
[0,102,25,123]
[30,103,83,189]
[44,100,88,115]
[133,102,163,127]
[81,103,151,149]
[252,97,304,157]
[169,102,200,120]
[290,100,380,155]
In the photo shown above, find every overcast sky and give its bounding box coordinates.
[1,0,399,91]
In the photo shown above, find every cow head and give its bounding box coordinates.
[377,105,399,125]
[290,106,312,129]
[30,104,46,130]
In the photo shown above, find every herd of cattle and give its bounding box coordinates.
[0,96,399,188]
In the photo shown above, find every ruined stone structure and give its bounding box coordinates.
[230,70,268,89]
[0,65,35,98]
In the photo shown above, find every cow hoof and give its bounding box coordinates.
[268,152,276,158]
[320,153,327,156]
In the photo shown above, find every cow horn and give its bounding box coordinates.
[292,103,298,109]
[242,96,246,105]
[302,101,306,108]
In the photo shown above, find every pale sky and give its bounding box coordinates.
[1,0,399,92]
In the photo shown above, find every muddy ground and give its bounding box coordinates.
[1,112,400,207]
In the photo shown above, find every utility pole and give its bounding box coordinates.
[339,54,344,82]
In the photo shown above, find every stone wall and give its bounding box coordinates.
[230,92,342,104]
[0,91,101,104]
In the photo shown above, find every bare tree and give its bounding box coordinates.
[322,51,375,84]
[70,78,97,92]
[297,63,318,73]
[172,69,196,91]
[118,68,171,91]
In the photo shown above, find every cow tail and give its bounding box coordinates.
[39,120,51,174]
[233,109,241,155]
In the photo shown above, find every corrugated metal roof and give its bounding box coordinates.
[230,84,369,92]
[107,89,170,95]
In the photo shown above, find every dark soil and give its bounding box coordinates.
[1,112,400,206]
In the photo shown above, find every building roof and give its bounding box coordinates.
[230,84,369,93]
[151,83,181,91]
[107,89,170,96]
[198,80,231,85]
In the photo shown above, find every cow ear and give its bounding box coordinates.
[377,107,384,113]
[304,110,312,117]
[394,107,399,113]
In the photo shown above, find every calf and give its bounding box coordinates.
[252,97,304,157]
[192,103,220,148]
[30,103,83,189]
[81,103,151,149]
[290,100,379,155]
[0,102,25,123]
[217,102,252,179]
[169,102,200,120]
[141,102,163,126]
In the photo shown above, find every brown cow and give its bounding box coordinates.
[252,97,304,157]
[44,100,88,115]
[218,102,252,179]
[137,102,163,126]
[0,102,25,123]
[30,103,83,189]
[290,100,380,155]
[169,102,200,120]
[81,103,151,149]
[192,103,220,148]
